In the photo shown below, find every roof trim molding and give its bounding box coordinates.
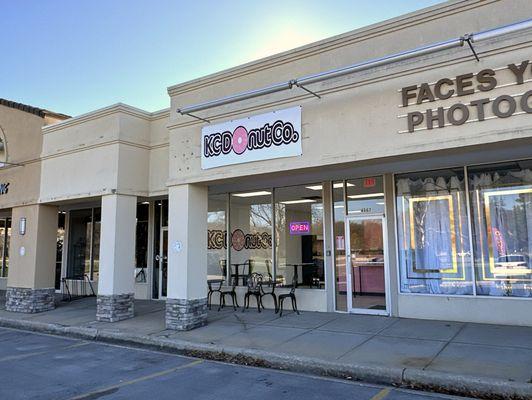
[0,98,69,119]
[42,103,170,134]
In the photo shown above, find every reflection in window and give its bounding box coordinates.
[92,208,101,280]
[469,161,532,297]
[67,208,101,280]
[347,176,384,215]
[152,200,168,299]
[395,169,473,295]
[230,191,272,284]
[0,218,11,278]
[135,203,149,283]
[207,194,227,279]
[333,182,347,310]
[275,184,325,289]
[55,213,66,289]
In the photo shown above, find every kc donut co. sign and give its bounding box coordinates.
[201,106,302,169]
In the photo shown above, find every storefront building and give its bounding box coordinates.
[2,0,532,329]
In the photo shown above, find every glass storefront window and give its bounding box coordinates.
[230,190,272,284]
[347,176,384,215]
[275,184,325,288]
[67,209,91,278]
[208,194,227,279]
[395,168,473,295]
[0,219,5,278]
[135,203,149,283]
[469,161,532,297]
[56,213,66,289]
[153,200,168,299]
[333,181,347,310]
[67,208,101,280]
[0,218,11,278]
[3,218,9,278]
[92,208,101,280]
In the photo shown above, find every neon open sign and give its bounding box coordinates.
[289,221,310,235]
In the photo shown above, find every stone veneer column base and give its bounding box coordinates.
[166,298,208,331]
[96,293,134,322]
[5,287,56,313]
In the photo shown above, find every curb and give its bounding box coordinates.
[0,316,530,400]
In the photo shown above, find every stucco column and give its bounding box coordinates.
[96,194,137,322]
[6,204,58,313]
[166,184,208,331]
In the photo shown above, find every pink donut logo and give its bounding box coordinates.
[232,126,248,155]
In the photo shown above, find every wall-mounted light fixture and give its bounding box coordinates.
[19,217,26,235]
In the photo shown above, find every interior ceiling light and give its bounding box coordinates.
[233,191,271,198]
[280,199,316,204]
[306,183,354,191]
[347,193,384,199]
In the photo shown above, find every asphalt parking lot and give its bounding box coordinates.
[0,327,473,400]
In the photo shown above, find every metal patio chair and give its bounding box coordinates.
[277,277,300,317]
[243,272,263,312]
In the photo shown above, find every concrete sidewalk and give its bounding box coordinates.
[0,297,530,399]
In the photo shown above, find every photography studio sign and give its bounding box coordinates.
[399,59,532,133]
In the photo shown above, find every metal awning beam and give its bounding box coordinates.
[293,81,321,99]
[176,18,532,118]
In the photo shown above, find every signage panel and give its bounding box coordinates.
[289,221,311,235]
[201,106,302,169]
[399,59,532,133]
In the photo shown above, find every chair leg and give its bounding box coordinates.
[242,293,248,312]
[218,293,222,312]
[233,291,239,308]
[231,292,237,311]
[207,291,212,310]
[256,294,261,312]
[272,295,278,314]
[292,295,300,315]
[279,298,284,317]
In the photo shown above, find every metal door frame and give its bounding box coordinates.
[345,213,390,316]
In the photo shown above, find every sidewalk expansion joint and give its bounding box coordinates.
[422,322,466,371]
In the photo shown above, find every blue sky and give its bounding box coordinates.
[1,0,441,116]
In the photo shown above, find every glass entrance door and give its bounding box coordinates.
[158,228,168,298]
[345,215,388,315]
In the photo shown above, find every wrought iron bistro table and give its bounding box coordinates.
[285,263,315,287]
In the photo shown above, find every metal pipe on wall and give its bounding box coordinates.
[177,18,532,117]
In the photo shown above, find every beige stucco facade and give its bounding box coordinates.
[0,103,66,293]
[2,0,532,326]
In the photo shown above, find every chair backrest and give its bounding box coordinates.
[265,259,272,278]
[247,272,263,291]
[247,259,256,274]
